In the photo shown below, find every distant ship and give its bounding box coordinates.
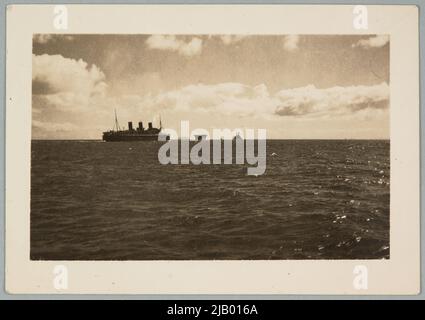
[102,110,166,142]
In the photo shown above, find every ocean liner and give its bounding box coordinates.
[102,110,165,142]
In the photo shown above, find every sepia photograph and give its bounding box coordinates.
[5,4,421,295]
[31,33,390,261]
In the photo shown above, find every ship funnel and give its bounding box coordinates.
[138,122,143,131]
[148,122,153,129]
[128,121,133,131]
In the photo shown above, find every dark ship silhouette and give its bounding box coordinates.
[102,110,165,142]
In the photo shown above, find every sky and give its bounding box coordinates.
[32,34,389,139]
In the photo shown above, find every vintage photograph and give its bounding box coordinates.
[31,34,390,261]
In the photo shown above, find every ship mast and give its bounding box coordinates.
[114,108,120,131]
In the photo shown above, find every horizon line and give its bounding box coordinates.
[31,138,391,141]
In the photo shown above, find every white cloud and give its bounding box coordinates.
[33,34,75,44]
[352,35,389,49]
[33,34,53,44]
[219,35,248,45]
[283,35,299,51]
[145,35,203,57]
[143,83,275,117]
[33,54,107,99]
[32,54,110,138]
[139,82,388,121]
[274,82,389,118]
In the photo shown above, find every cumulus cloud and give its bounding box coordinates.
[352,35,389,49]
[145,35,203,57]
[274,82,389,118]
[32,54,110,138]
[33,34,75,44]
[33,54,107,98]
[137,82,388,121]
[283,35,299,51]
[142,83,275,117]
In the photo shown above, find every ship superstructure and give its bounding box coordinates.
[102,110,164,142]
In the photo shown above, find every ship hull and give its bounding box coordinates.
[103,133,160,142]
